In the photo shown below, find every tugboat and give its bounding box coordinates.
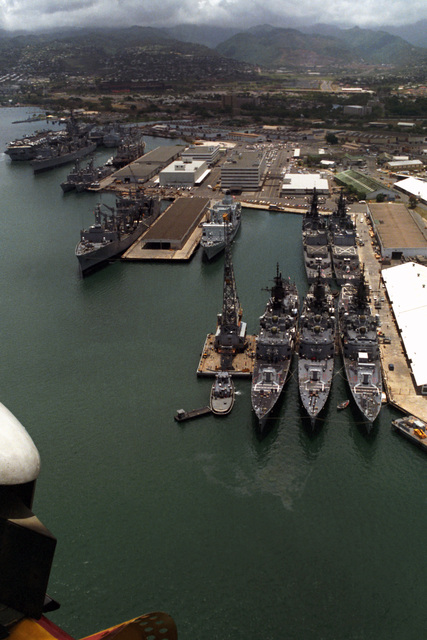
[200,191,241,260]
[338,271,382,429]
[302,188,332,283]
[210,371,235,415]
[329,191,361,285]
[298,269,336,427]
[392,414,427,451]
[251,265,299,433]
[76,192,160,274]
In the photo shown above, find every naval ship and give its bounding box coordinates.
[338,273,382,428]
[200,191,241,260]
[329,191,361,285]
[302,189,332,283]
[298,269,336,426]
[251,265,299,432]
[76,192,160,274]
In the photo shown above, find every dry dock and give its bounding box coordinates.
[197,334,256,377]
[355,216,427,422]
[123,196,209,261]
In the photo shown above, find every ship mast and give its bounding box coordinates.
[214,217,245,369]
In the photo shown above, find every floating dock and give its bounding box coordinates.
[197,334,256,377]
[174,406,212,422]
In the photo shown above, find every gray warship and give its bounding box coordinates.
[302,189,332,283]
[329,191,361,285]
[31,116,96,173]
[298,269,336,427]
[251,266,299,432]
[76,192,160,274]
[200,192,241,260]
[338,273,382,428]
[61,158,114,193]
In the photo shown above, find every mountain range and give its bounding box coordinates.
[0,22,426,75]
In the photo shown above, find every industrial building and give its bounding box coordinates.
[394,176,427,204]
[386,159,423,172]
[142,197,209,251]
[159,159,208,187]
[281,173,329,196]
[112,145,185,184]
[220,150,266,191]
[367,202,427,260]
[382,262,427,394]
[181,144,220,166]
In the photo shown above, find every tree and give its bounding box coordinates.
[409,195,417,209]
[326,133,339,145]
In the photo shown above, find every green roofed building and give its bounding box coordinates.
[335,169,396,201]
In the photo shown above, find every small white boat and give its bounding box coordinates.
[210,371,235,415]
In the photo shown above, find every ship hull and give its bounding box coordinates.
[251,360,292,432]
[32,142,97,173]
[298,358,334,425]
[201,218,240,260]
[76,221,145,274]
[342,355,382,428]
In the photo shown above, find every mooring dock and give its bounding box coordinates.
[122,196,209,261]
[197,333,256,377]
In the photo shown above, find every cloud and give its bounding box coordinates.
[0,0,427,31]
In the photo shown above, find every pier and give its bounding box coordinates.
[355,215,427,422]
[122,196,209,261]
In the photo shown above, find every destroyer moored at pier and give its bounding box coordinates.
[251,265,299,432]
[200,191,241,260]
[338,273,382,428]
[302,189,332,283]
[298,270,336,426]
[76,192,160,274]
[329,191,361,285]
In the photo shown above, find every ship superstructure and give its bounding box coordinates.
[251,265,299,432]
[338,273,382,428]
[298,270,336,426]
[329,191,361,285]
[302,189,332,283]
[201,191,241,260]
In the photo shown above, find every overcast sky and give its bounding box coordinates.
[0,0,426,32]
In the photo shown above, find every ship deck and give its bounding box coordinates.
[197,334,256,377]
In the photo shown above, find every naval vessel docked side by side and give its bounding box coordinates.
[298,270,336,427]
[302,188,332,283]
[338,274,382,429]
[251,266,299,433]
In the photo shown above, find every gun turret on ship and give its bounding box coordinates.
[251,265,299,433]
[298,269,336,427]
[338,270,382,429]
[329,191,361,285]
[302,189,332,283]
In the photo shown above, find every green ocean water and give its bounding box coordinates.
[1,107,426,640]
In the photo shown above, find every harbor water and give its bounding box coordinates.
[1,108,427,640]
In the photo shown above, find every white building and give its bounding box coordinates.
[181,144,220,166]
[159,159,208,187]
[382,262,427,393]
[281,173,329,195]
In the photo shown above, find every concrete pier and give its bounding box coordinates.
[355,214,427,422]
